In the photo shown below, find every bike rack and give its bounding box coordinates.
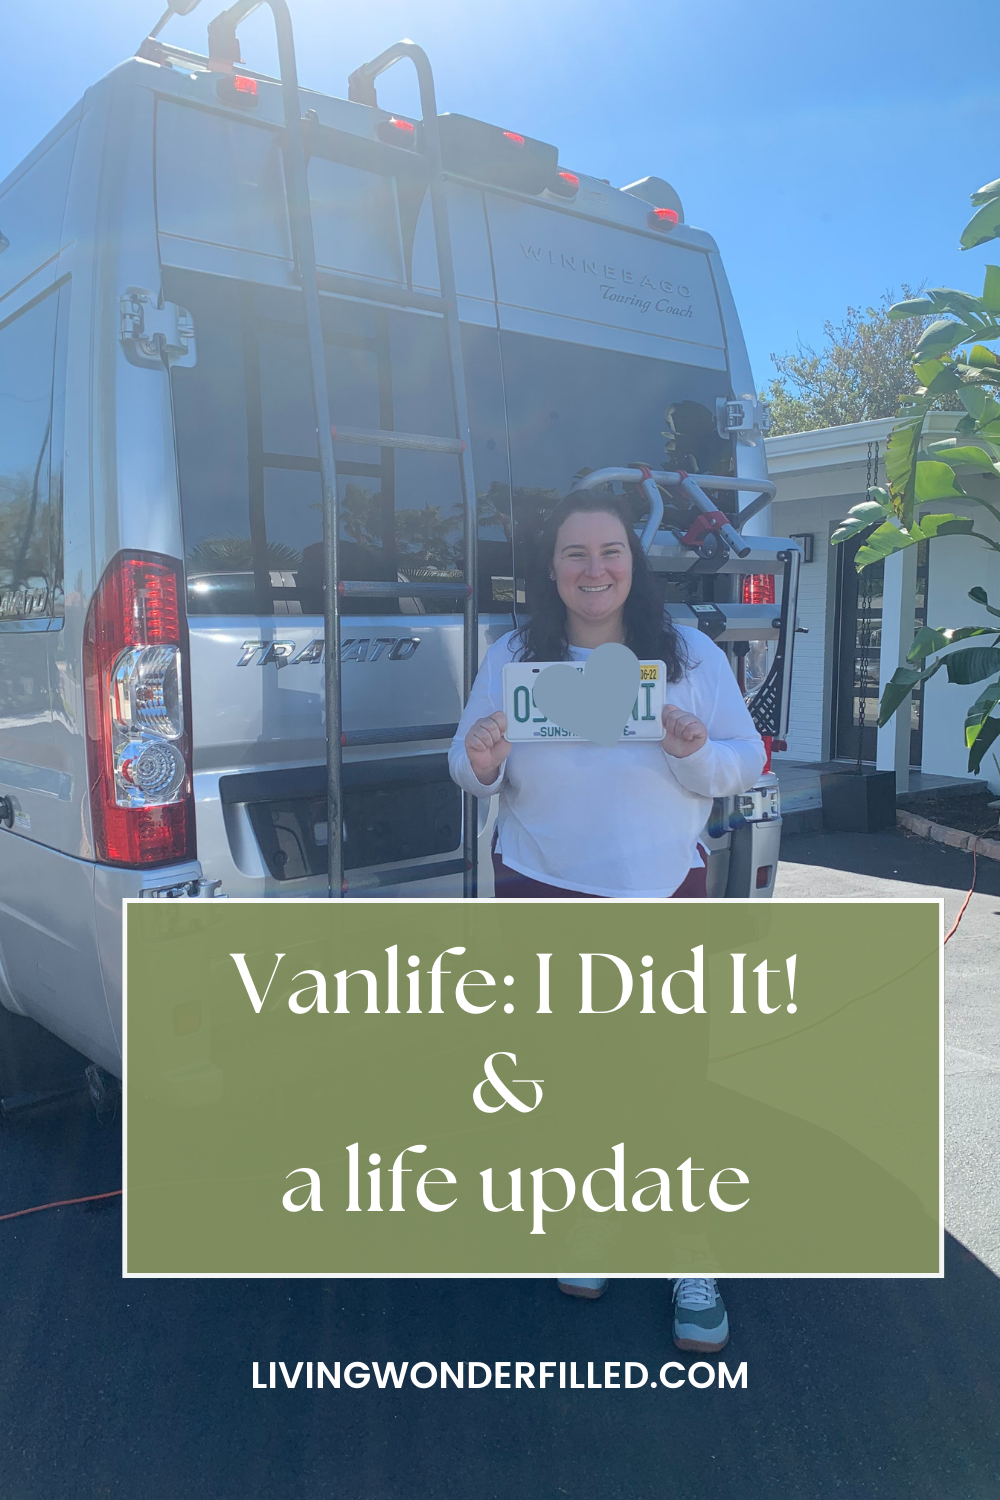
[570,467,794,739]
[569,468,776,556]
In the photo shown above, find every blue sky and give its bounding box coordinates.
[4,0,998,387]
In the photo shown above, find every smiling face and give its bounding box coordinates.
[551,508,634,643]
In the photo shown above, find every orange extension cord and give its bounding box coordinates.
[0,1189,121,1224]
[944,846,978,944]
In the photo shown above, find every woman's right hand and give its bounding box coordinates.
[465,712,511,785]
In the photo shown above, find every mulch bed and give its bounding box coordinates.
[897,793,1000,840]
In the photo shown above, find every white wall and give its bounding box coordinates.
[918,503,1000,786]
[770,486,863,763]
[763,417,1000,784]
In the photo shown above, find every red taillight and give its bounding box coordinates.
[648,206,679,229]
[742,574,776,606]
[502,130,526,146]
[756,865,773,889]
[233,74,257,96]
[84,552,195,867]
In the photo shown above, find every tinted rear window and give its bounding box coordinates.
[498,330,733,581]
[166,271,513,616]
[166,271,733,619]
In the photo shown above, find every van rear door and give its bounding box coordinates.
[160,265,514,891]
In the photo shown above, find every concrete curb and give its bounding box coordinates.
[780,807,824,836]
[897,808,1000,860]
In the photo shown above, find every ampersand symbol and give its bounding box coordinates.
[472,1052,544,1114]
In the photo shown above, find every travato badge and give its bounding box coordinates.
[237,637,421,667]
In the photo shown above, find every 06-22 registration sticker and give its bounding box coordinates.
[501,661,666,742]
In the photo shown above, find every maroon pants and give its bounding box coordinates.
[491,849,708,900]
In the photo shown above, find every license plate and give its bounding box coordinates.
[501,661,666,742]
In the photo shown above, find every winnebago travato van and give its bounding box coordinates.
[0,0,796,1083]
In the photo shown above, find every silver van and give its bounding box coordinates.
[0,0,795,1084]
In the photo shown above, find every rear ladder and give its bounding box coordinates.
[205,6,480,897]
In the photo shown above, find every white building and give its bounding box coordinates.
[765,414,1000,792]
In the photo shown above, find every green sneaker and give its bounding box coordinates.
[672,1278,729,1352]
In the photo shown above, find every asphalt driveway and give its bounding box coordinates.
[1,826,998,1500]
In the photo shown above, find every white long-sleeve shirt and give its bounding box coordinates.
[449,627,766,898]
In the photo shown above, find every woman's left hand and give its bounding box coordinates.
[661,703,708,758]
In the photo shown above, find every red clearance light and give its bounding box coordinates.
[216,73,258,107]
[437,114,557,194]
[742,573,776,606]
[648,206,679,230]
[549,167,580,200]
[84,552,195,867]
[377,117,418,148]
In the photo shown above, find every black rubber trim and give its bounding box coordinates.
[343,724,459,747]
[346,857,468,892]
[219,753,451,805]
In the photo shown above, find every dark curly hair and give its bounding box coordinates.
[514,491,690,682]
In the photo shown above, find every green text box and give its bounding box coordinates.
[123,899,941,1276]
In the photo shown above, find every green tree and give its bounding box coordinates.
[185,535,300,572]
[337,482,382,551]
[832,177,1000,773]
[394,503,461,571]
[477,480,514,542]
[764,290,961,436]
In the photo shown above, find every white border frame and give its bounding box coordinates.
[122,896,945,1280]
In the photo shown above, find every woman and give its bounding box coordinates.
[448,490,766,1352]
